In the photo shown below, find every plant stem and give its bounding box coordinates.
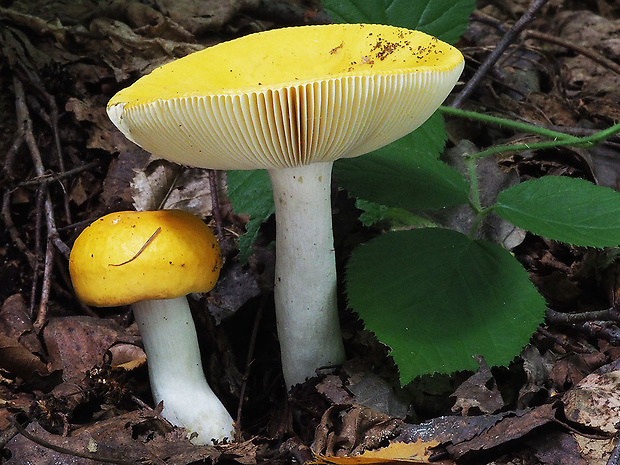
[464,156,487,238]
[440,106,620,160]
[465,156,482,214]
[268,162,346,388]
[439,106,580,142]
[132,297,234,444]
[468,123,620,160]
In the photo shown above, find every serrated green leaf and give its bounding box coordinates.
[495,176,620,248]
[323,0,476,44]
[346,228,546,385]
[225,170,274,262]
[334,117,470,210]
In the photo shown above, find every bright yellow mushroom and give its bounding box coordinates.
[69,210,233,444]
[107,24,464,388]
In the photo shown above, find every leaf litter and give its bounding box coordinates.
[1,0,620,464]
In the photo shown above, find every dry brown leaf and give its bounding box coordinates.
[311,439,443,464]
[0,332,48,379]
[451,356,504,415]
[108,342,146,370]
[43,316,138,381]
[563,370,620,434]
[0,293,44,355]
[444,403,558,459]
[131,159,215,218]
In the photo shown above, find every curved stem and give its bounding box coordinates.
[268,162,346,388]
[132,297,234,444]
[440,106,581,142]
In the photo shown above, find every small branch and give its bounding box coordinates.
[16,62,72,223]
[33,240,55,330]
[30,186,45,317]
[451,0,551,108]
[2,131,23,178]
[11,419,138,465]
[13,77,64,331]
[545,307,620,324]
[525,30,620,76]
[235,295,267,440]
[17,160,101,188]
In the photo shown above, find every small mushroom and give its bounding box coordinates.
[106,24,464,388]
[68,209,234,444]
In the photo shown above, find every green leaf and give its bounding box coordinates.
[334,117,470,210]
[495,176,620,248]
[323,0,476,44]
[225,170,274,262]
[346,228,546,385]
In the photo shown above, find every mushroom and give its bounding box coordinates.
[68,209,234,444]
[106,24,464,388]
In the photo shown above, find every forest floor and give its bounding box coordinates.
[1,0,620,464]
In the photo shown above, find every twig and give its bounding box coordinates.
[109,228,161,266]
[525,30,620,76]
[2,131,23,178]
[131,395,157,412]
[156,165,182,210]
[16,62,72,223]
[13,77,66,331]
[11,418,138,465]
[34,240,55,329]
[546,307,620,325]
[30,186,45,316]
[235,295,267,441]
[470,11,510,33]
[17,160,101,188]
[450,0,550,108]
[57,218,93,232]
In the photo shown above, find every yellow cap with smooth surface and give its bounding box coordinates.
[69,210,221,307]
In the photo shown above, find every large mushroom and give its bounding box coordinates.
[69,209,234,444]
[106,24,464,388]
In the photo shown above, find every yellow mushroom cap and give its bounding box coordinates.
[69,210,222,307]
[107,23,464,170]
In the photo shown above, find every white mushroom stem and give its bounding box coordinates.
[268,161,346,388]
[132,296,234,444]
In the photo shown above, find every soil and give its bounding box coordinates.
[1,0,620,464]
